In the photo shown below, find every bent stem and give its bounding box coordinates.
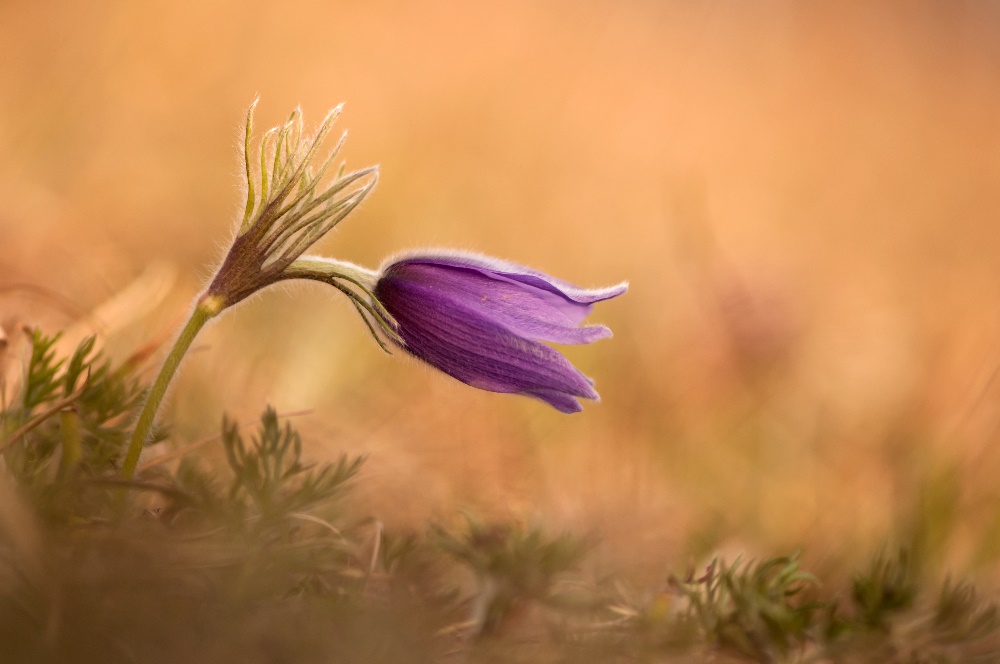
[120,296,222,479]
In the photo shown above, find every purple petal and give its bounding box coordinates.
[380,261,611,345]
[526,388,587,414]
[382,250,628,325]
[376,276,599,410]
[374,250,626,413]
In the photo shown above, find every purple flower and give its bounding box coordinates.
[372,251,627,413]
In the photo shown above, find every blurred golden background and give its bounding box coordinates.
[3,1,1000,581]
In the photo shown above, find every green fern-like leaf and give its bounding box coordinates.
[222,405,364,518]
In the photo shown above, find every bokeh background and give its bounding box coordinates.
[3,1,1000,582]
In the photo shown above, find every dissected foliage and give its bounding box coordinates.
[1,331,144,519]
[437,516,592,637]
[221,405,363,520]
[667,554,822,660]
[1,331,999,662]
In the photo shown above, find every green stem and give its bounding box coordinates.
[120,297,220,479]
[59,409,82,478]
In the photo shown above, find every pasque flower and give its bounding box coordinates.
[370,251,627,413]
[122,100,626,481]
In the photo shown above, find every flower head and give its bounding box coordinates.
[370,251,627,413]
[193,102,626,414]
[204,100,378,313]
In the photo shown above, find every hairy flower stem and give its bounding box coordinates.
[120,296,222,479]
